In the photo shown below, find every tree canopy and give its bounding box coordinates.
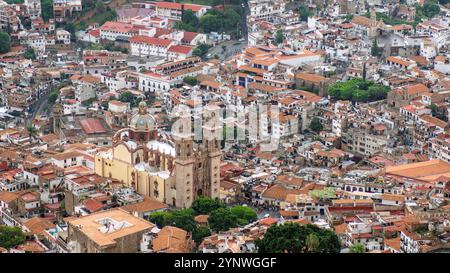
[230,205,258,225]
[422,0,441,18]
[0,32,11,54]
[310,117,323,133]
[0,226,26,249]
[349,243,366,253]
[193,43,211,58]
[24,48,36,60]
[192,226,211,245]
[256,223,341,253]
[298,5,313,21]
[208,208,238,232]
[176,8,242,38]
[274,29,284,45]
[371,39,382,57]
[191,196,225,215]
[328,78,390,103]
[118,92,142,108]
[183,76,198,86]
[41,0,54,21]
[148,208,197,232]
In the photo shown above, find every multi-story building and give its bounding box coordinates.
[153,2,210,21]
[53,0,82,23]
[248,0,285,22]
[66,208,154,253]
[341,128,389,156]
[24,0,41,20]
[0,1,21,33]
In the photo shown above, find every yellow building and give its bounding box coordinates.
[95,102,221,208]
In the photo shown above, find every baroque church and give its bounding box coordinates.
[94,101,221,208]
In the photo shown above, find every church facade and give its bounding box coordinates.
[94,102,221,208]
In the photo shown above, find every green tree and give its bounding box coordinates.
[208,208,238,232]
[192,43,211,58]
[192,226,211,245]
[95,0,106,13]
[64,22,76,40]
[119,92,142,107]
[191,196,225,215]
[310,117,323,133]
[182,9,199,27]
[298,5,312,21]
[148,211,172,228]
[27,125,38,140]
[0,32,11,54]
[41,0,54,21]
[199,14,221,33]
[230,205,257,225]
[371,39,381,57]
[275,29,284,45]
[48,92,59,104]
[256,223,341,253]
[223,8,241,37]
[24,48,36,60]
[423,1,440,18]
[349,243,366,253]
[148,209,196,232]
[170,209,197,232]
[328,78,390,103]
[0,226,26,249]
[183,76,198,86]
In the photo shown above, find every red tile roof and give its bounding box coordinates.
[80,118,107,134]
[130,35,172,47]
[182,31,199,43]
[155,2,208,12]
[168,45,194,54]
[100,21,133,33]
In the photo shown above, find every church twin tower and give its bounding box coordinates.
[172,104,221,208]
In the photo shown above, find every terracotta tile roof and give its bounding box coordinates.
[182,31,199,43]
[121,197,168,213]
[168,45,194,54]
[23,217,55,235]
[83,198,104,213]
[66,208,154,247]
[384,237,401,251]
[152,226,190,253]
[262,184,303,201]
[295,72,327,83]
[352,16,372,27]
[80,118,107,134]
[0,191,18,203]
[385,159,450,181]
[406,83,429,95]
[100,21,133,33]
[155,2,208,12]
[130,35,172,47]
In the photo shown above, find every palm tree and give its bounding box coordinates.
[26,125,38,141]
[306,233,320,253]
[349,243,366,253]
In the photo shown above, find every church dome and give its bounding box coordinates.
[129,101,156,131]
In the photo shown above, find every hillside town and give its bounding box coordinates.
[0,0,449,254]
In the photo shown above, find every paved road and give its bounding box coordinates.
[207,40,247,61]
